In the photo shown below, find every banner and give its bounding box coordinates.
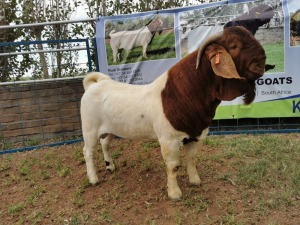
[96,0,300,119]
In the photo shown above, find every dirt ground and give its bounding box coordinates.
[0,137,299,225]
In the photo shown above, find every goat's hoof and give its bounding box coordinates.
[89,177,99,185]
[106,168,114,173]
[189,176,201,186]
[105,165,115,173]
[168,188,182,200]
[105,161,115,173]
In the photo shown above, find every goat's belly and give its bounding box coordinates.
[119,35,151,50]
[102,118,157,140]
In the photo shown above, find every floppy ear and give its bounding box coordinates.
[205,44,242,79]
[265,64,275,72]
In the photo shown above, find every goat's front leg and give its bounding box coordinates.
[160,142,182,200]
[112,48,118,63]
[142,44,148,58]
[184,142,201,185]
[100,134,115,172]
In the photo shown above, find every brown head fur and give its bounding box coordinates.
[147,19,163,34]
[161,26,272,139]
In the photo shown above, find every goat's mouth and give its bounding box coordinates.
[244,59,266,80]
[244,70,264,81]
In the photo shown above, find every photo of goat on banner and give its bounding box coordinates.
[289,0,300,47]
[179,0,284,73]
[105,14,176,65]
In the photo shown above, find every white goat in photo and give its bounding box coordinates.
[109,19,163,63]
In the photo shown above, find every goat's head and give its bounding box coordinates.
[148,19,163,35]
[196,26,274,104]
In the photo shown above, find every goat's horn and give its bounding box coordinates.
[196,31,223,69]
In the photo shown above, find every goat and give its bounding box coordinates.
[291,9,300,36]
[109,18,163,63]
[224,4,274,35]
[81,26,274,200]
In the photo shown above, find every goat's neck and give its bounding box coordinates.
[161,52,221,138]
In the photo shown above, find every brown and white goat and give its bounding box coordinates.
[81,26,274,200]
[109,18,163,63]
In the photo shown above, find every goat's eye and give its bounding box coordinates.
[228,44,237,50]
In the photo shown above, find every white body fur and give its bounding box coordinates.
[81,72,208,199]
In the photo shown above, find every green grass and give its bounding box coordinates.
[263,42,284,72]
[106,32,176,65]
[204,134,300,205]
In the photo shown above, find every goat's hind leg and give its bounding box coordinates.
[83,133,100,185]
[100,134,115,172]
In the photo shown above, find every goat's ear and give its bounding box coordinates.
[265,64,275,72]
[205,44,242,79]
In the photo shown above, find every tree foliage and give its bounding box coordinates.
[0,0,25,81]
[0,0,211,81]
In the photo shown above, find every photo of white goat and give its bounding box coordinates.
[107,16,165,64]
[81,26,274,200]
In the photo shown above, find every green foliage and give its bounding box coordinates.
[0,0,24,82]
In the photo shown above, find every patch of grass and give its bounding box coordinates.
[112,149,122,159]
[184,194,209,212]
[0,155,12,172]
[73,178,91,207]
[99,208,112,222]
[56,158,72,177]
[218,134,300,211]
[64,215,83,225]
[18,158,36,176]
[263,42,284,73]
[25,138,43,147]
[220,213,238,225]
[173,210,184,225]
[8,202,25,215]
[40,170,50,180]
[141,141,160,152]
[137,150,155,172]
[202,137,222,147]
[57,166,72,177]
[27,185,46,205]
[73,146,85,164]
[0,136,14,150]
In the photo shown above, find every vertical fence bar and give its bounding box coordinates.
[93,38,100,72]
[85,38,92,71]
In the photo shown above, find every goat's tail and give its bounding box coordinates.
[83,72,111,91]
[109,30,116,37]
